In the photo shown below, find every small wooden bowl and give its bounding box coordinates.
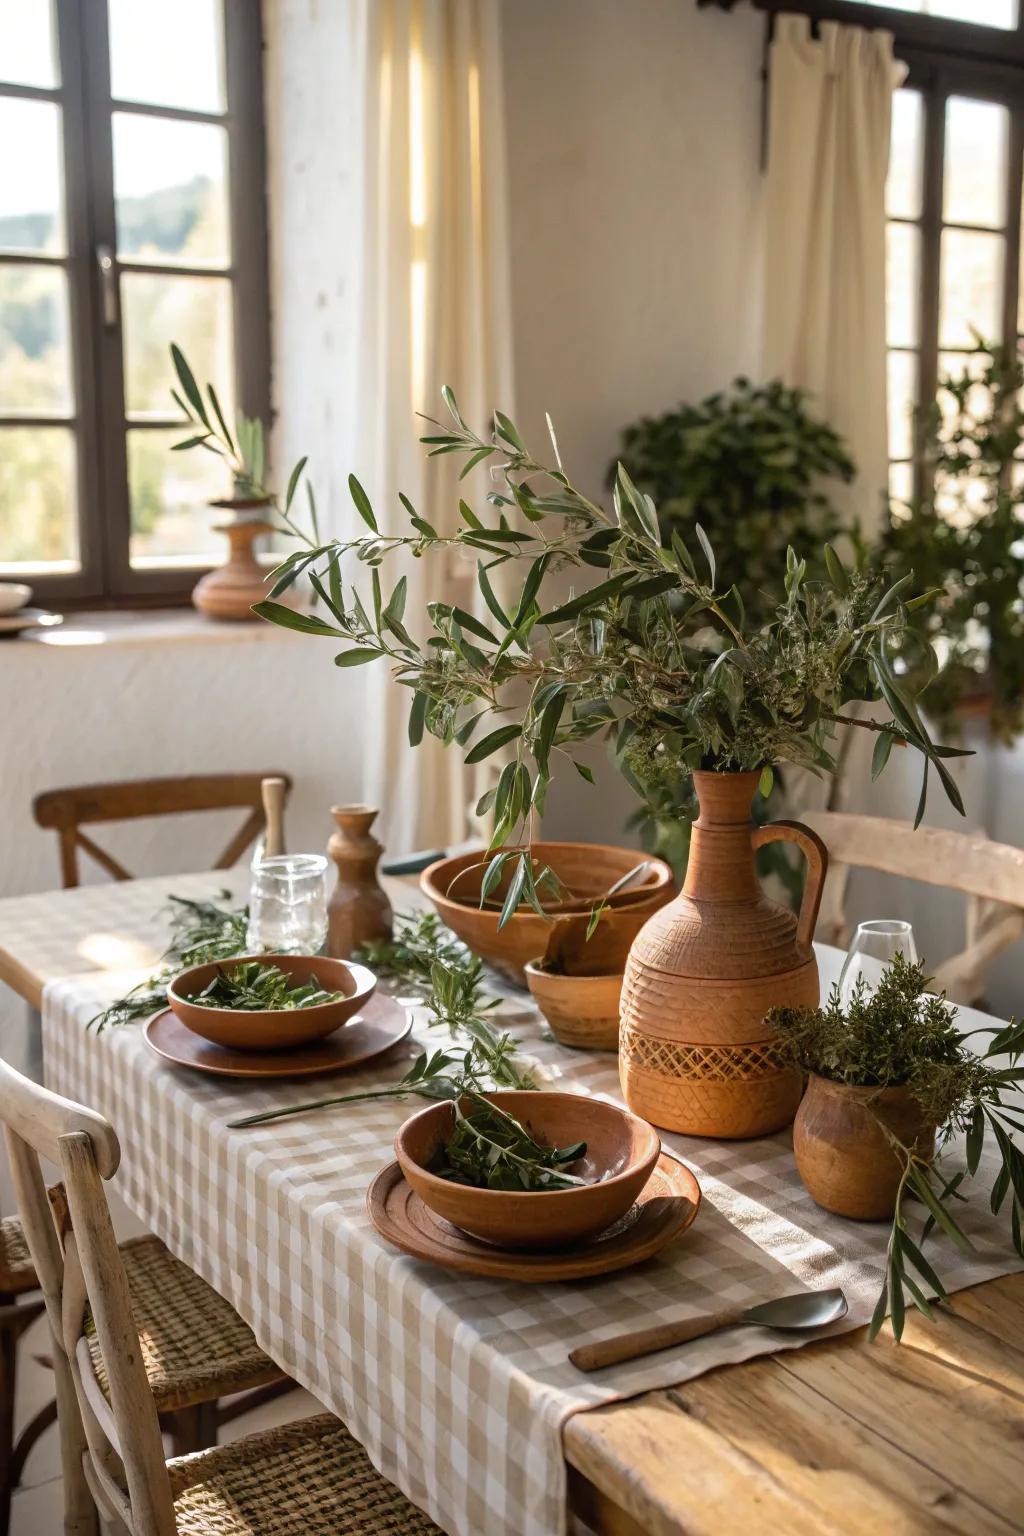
[525,962,622,1051]
[167,954,376,1052]
[394,1090,660,1249]
[420,843,673,984]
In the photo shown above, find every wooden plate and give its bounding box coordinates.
[145,993,410,1078]
[366,1152,700,1282]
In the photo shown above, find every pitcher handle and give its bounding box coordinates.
[751,820,829,954]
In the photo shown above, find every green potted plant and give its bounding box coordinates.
[882,338,1024,742]
[170,345,283,622]
[769,954,1024,1340]
[172,354,968,1134]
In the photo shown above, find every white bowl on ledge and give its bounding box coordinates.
[0,584,32,615]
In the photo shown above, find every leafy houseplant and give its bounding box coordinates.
[611,377,856,625]
[882,339,1024,742]
[769,955,1024,1340]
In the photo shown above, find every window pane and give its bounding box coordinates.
[0,0,58,88]
[886,223,919,348]
[108,0,225,114]
[937,349,991,441]
[0,99,64,255]
[0,264,72,414]
[928,0,1016,24]
[0,425,77,570]
[887,91,923,221]
[944,98,1008,229]
[887,351,918,461]
[939,229,1004,348]
[113,114,229,267]
[122,272,233,418]
[127,427,232,567]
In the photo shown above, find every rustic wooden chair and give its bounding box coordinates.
[32,774,292,889]
[0,1058,439,1536]
[0,1069,299,1536]
[801,811,1024,1005]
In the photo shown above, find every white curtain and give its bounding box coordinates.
[762,15,905,531]
[354,0,514,855]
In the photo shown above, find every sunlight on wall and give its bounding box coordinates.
[409,32,427,414]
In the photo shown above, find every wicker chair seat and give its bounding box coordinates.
[0,1213,38,1296]
[87,1235,282,1412]
[168,1413,440,1534]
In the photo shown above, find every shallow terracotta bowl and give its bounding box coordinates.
[168,953,376,1052]
[420,843,673,984]
[394,1090,661,1249]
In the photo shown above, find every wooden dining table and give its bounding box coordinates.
[1,869,1022,1536]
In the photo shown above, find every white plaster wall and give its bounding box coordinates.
[0,625,364,898]
[498,0,766,845]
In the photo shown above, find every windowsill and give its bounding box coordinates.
[16,608,299,652]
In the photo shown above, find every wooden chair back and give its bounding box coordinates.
[0,1058,176,1535]
[33,772,292,888]
[801,811,1024,1005]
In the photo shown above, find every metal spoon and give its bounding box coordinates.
[568,1287,849,1372]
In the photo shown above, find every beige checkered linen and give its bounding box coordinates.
[37,886,1024,1536]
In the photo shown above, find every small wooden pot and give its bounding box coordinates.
[327,804,392,959]
[525,962,622,1051]
[793,1075,936,1221]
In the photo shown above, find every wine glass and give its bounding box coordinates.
[246,854,329,954]
[837,919,918,1009]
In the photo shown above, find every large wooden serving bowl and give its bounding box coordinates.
[420,843,673,983]
[394,1090,661,1249]
[167,953,376,1051]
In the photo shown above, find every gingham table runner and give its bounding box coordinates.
[36,900,1022,1536]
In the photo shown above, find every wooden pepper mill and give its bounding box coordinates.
[327,804,392,958]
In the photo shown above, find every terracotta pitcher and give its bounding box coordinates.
[327,805,393,959]
[620,769,827,1138]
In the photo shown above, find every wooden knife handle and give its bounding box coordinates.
[569,1307,743,1372]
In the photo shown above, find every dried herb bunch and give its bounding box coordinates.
[183,961,343,1011]
[172,352,969,920]
[768,955,1024,1340]
[437,1097,586,1191]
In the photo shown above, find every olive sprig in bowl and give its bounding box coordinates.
[168,953,376,1052]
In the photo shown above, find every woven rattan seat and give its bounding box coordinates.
[168,1413,440,1534]
[86,1236,281,1412]
[0,1213,38,1296]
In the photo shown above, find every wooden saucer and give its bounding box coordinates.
[366,1152,700,1282]
[145,993,410,1078]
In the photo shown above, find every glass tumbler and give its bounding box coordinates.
[837,919,918,1009]
[246,854,329,954]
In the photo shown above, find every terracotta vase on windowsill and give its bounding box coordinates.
[619,768,828,1139]
[191,494,275,621]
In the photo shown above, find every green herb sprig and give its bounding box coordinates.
[183,961,342,1011]
[769,954,1024,1341]
[89,891,250,1031]
[437,1096,586,1191]
[170,348,970,926]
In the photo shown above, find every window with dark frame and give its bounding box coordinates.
[704,0,1024,503]
[0,0,269,608]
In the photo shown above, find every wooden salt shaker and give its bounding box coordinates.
[327,804,393,958]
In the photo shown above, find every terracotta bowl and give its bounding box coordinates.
[524,962,622,1052]
[167,953,376,1052]
[420,843,673,984]
[394,1090,661,1249]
